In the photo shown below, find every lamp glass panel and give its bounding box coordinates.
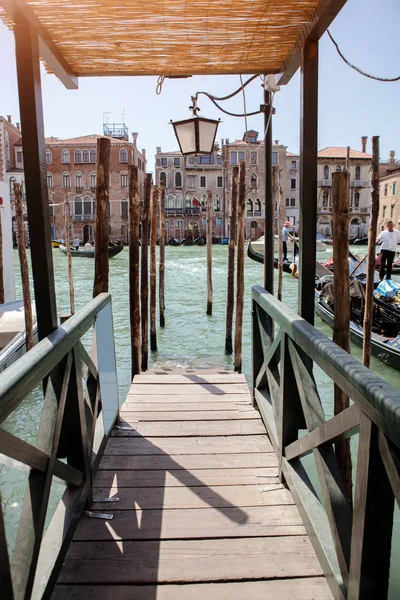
[198,120,218,154]
[174,120,196,154]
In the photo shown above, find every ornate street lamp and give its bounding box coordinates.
[171,96,220,156]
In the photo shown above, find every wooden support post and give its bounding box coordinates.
[206,189,213,315]
[225,166,238,354]
[128,165,141,379]
[64,196,75,314]
[275,165,284,301]
[0,208,4,304]
[141,173,152,371]
[362,136,380,368]
[159,183,166,328]
[234,161,246,372]
[150,185,158,351]
[298,40,318,325]
[14,23,57,339]
[332,170,353,510]
[264,86,274,295]
[14,183,34,351]
[93,137,110,298]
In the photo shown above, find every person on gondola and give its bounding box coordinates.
[376,220,400,280]
[282,221,294,262]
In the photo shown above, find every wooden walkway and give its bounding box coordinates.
[54,369,332,599]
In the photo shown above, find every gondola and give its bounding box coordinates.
[315,279,400,371]
[59,243,124,258]
[247,241,297,273]
[167,238,181,246]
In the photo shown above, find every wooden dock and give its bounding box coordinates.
[54,369,332,599]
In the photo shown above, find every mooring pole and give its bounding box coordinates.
[206,189,213,315]
[159,183,166,328]
[234,161,246,372]
[275,165,284,301]
[332,169,353,509]
[14,183,34,350]
[64,196,75,314]
[150,185,158,351]
[129,165,141,378]
[93,137,110,297]
[362,136,380,368]
[141,173,152,371]
[225,166,238,354]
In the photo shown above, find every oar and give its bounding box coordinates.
[349,254,368,277]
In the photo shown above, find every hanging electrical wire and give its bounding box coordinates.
[239,75,248,132]
[328,30,400,82]
[193,74,263,117]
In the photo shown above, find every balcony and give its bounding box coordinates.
[73,214,95,222]
[254,211,262,217]
[75,187,84,193]
[165,207,200,216]
[320,179,332,187]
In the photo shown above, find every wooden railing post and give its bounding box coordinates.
[225,166,238,354]
[141,174,152,371]
[128,165,141,379]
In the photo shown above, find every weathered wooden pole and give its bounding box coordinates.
[0,208,4,304]
[64,196,75,314]
[234,161,246,372]
[274,165,284,301]
[206,189,213,315]
[93,137,110,297]
[14,183,34,350]
[159,183,166,328]
[150,185,158,351]
[362,136,380,368]
[332,170,353,509]
[225,166,238,354]
[141,173,152,371]
[128,165,141,379]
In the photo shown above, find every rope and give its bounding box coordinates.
[328,30,400,82]
[156,75,165,95]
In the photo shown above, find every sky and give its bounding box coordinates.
[0,0,399,170]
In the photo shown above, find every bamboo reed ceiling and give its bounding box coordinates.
[1,0,330,77]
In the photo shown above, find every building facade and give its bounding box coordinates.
[46,124,146,244]
[379,167,400,231]
[317,142,372,239]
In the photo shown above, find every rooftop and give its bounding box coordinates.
[318,147,372,159]
[45,134,132,146]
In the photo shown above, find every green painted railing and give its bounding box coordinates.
[0,293,119,600]
[252,285,400,600]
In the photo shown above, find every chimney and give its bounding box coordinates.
[156,146,161,154]
[274,140,279,145]
[389,151,395,165]
[7,115,12,124]
[142,149,146,161]
[16,122,20,130]
[361,136,367,153]
[226,138,229,144]
[131,132,138,144]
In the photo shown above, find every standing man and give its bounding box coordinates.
[282,221,293,262]
[74,235,80,251]
[376,220,400,280]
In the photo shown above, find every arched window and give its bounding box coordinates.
[120,171,128,187]
[82,149,90,163]
[120,148,128,163]
[47,172,53,188]
[167,195,174,209]
[175,171,182,188]
[9,176,16,193]
[74,150,82,163]
[62,172,71,188]
[323,165,329,180]
[250,221,258,229]
[45,150,52,164]
[255,199,261,214]
[75,172,83,190]
[83,196,92,215]
[250,173,257,189]
[121,199,128,217]
[335,165,341,172]
[90,171,96,190]
[355,165,361,181]
[74,196,82,215]
[90,149,96,163]
[201,194,207,208]
[160,172,167,187]
[185,193,191,207]
[247,199,253,215]
[354,192,360,208]
[62,149,70,164]
[214,195,221,211]
[175,194,183,208]
[322,192,329,208]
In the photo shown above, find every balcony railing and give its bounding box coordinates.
[320,179,332,187]
[254,211,262,217]
[75,186,84,192]
[73,214,95,222]
[165,207,200,216]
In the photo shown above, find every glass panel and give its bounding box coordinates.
[198,120,218,154]
[174,120,196,154]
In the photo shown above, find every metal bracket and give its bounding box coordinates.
[93,496,120,503]
[85,511,114,519]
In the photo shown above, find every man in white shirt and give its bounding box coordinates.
[376,220,400,280]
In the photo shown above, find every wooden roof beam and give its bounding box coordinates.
[0,0,78,89]
[277,0,347,85]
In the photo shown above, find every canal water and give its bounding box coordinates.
[2,245,400,595]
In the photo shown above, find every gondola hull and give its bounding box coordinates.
[247,242,295,273]
[59,244,124,258]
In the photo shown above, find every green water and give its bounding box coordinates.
[3,245,400,595]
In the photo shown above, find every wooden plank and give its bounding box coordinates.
[59,536,324,584]
[53,578,333,600]
[129,383,249,396]
[112,420,266,437]
[104,435,273,455]
[122,397,252,408]
[132,373,247,385]
[124,394,251,404]
[91,484,294,510]
[119,409,259,420]
[99,452,278,471]
[94,467,279,487]
[74,505,304,541]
